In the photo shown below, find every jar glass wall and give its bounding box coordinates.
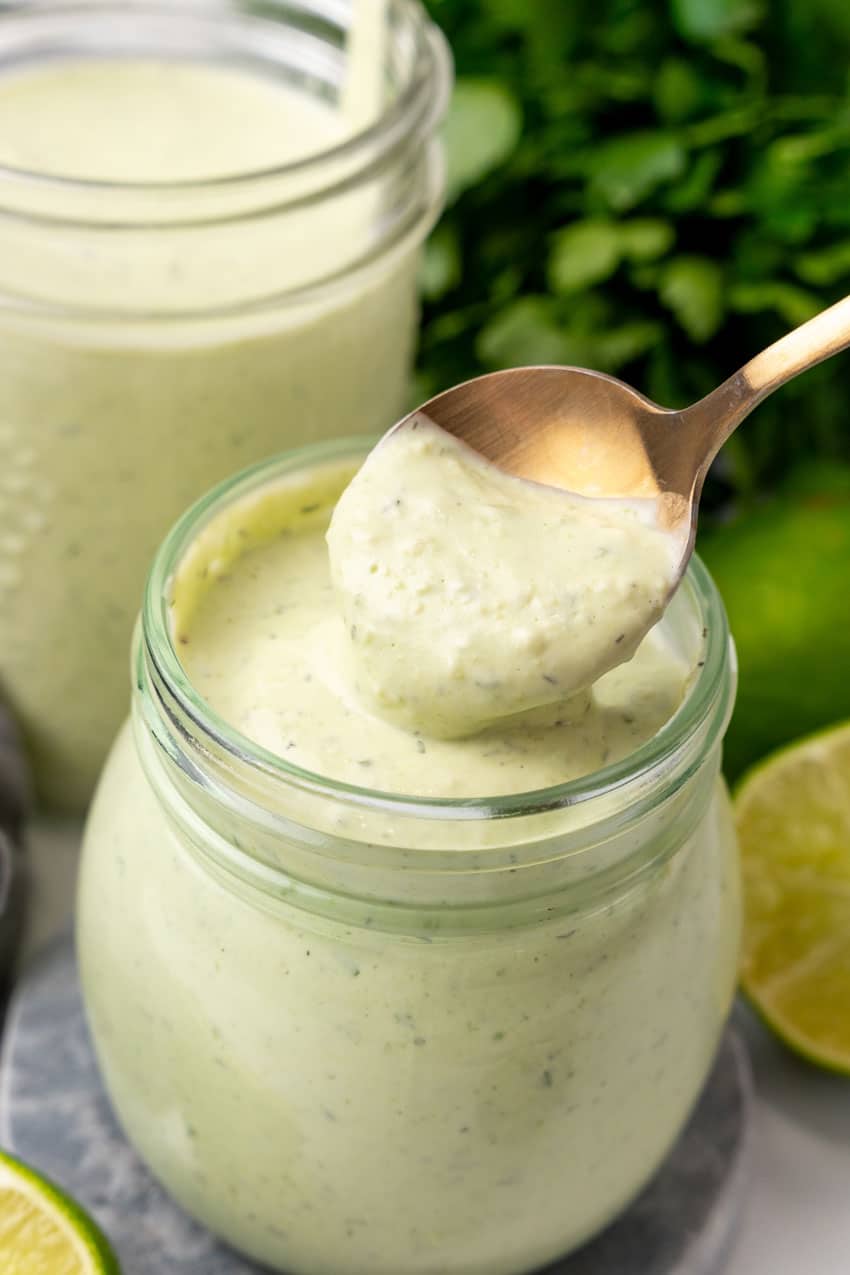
[0,1,450,808]
[77,441,742,1275]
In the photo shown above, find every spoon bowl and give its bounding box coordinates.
[390,291,850,590]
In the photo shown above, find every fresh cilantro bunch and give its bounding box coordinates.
[419,0,850,506]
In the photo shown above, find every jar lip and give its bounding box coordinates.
[142,437,734,823]
[0,0,451,197]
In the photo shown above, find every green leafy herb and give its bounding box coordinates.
[442,79,523,204]
[420,0,850,510]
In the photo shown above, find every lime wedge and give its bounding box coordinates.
[736,721,850,1074]
[0,1149,120,1274]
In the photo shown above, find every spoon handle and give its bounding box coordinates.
[743,292,850,398]
[678,292,850,479]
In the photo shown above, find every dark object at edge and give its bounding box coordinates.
[0,702,30,997]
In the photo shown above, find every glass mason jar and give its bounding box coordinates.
[0,0,449,810]
[78,440,741,1275]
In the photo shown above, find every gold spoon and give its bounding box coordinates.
[391,293,850,574]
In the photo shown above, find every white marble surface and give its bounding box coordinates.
[15,816,850,1275]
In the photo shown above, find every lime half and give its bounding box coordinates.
[736,721,850,1074]
[0,1149,120,1274]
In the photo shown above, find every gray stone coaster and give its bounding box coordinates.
[0,936,752,1275]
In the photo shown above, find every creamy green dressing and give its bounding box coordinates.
[0,53,422,808]
[327,423,680,739]
[177,457,690,797]
[0,59,346,180]
[78,448,739,1275]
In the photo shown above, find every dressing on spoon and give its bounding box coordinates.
[327,421,680,738]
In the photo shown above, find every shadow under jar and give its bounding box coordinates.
[77,441,742,1275]
[0,0,449,810]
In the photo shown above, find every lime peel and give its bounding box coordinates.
[0,1148,120,1274]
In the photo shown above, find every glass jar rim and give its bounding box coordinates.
[0,0,450,199]
[141,436,735,824]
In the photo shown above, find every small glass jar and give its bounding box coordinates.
[77,441,741,1275]
[0,0,450,809]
